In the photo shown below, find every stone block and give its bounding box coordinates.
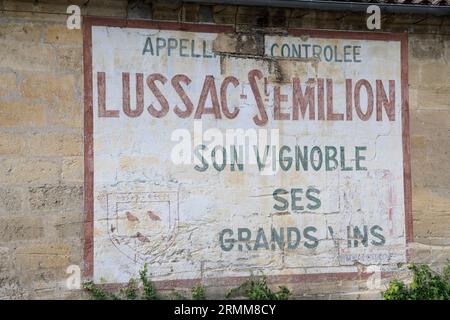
[0,101,46,128]
[0,133,24,155]
[61,157,84,183]
[0,72,18,98]
[0,187,23,214]
[15,243,70,271]
[28,184,83,212]
[0,216,44,242]
[20,73,77,105]
[44,25,81,45]
[26,132,82,157]
[0,158,60,185]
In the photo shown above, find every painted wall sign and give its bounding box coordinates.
[83,18,411,284]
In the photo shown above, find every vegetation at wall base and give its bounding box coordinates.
[225,273,291,300]
[84,263,450,300]
[383,263,450,300]
[83,280,120,300]
[82,263,160,300]
[139,263,160,300]
[120,278,138,300]
[168,291,187,300]
[192,285,206,300]
[83,266,290,300]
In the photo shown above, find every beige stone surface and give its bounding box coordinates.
[0,40,57,72]
[61,156,84,183]
[44,25,81,45]
[14,243,71,275]
[20,73,77,104]
[0,216,44,242]
[26,132,82,157]
[0,73,17,98]
[0,133,25,155]
[0,101,46,128]
[0,187,23,214]
[28,184,83,212]
[0,158,60,185]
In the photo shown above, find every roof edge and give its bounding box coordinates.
[183,0,450,16]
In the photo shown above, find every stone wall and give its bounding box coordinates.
[0,0,448,299]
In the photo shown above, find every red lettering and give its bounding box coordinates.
[122,72,144,117]
[292,77,315,120]
[326,78,344,121]
[354,79,374,121]
[248,69,268,126]
[98,72,119,118]
[345,79,353,121]
[194,75,221,119]
[147,73,169,118]
[171,74,193,118]
[317,78,325,120]
[376,80,395,121]
[220,76,240,119]
[274,86,289,120]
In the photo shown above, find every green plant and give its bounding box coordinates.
[168,291,187,300]
[225,273,290,300]
[83,280,119,300]
[83,264,160,300]
[139,263,160,300]
[192,285,206,300]
[383,263,450,300]
[84,266,295,300]
[120,278,138,300]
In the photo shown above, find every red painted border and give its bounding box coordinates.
[83,17,412,282]
[401,38,413,244]
[83,17,94,278]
